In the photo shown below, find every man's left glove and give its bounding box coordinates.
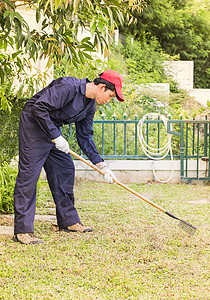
[53,135,70,153]
[96,162,117,184]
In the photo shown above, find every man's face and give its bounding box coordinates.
[94,84,116,105]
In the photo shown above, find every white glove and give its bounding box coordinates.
[53,135,70,153]
[102,167,117,184]
[95,162,117,184]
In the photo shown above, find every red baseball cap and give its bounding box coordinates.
[100,70,124,102]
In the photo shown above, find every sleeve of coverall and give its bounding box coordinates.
[31,79,76,139]
[75,110,103,165]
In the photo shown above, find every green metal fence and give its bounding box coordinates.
[65,115,210,182]
[168,117,210,182]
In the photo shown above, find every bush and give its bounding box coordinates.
[0,163,17,214]
[0,96,27,164]
[108,38,167,84]
[0,162,44,214]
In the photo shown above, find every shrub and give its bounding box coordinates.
[0,96,27,164]
[0,163,17,214]
[109,38,167,84]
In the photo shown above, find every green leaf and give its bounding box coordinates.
[0,68,4,84]
[116,11,124,27]
[81,37,91,43]
[90,16,96,29]
[3,11,11,18]
[3,40,7,52]
[2,0,15,9]
[25,39,32,52]
[78,51,85,64]
[73,0,80,14]
[72,58,79,68]
[36,10,41,23]
[54,0,60,10]
[77,44,96,52]
[68,45,78,58]
[42,24,49,30]
[90,20,96,36]
[83,52,94,60]
[98,21,104,34]
[9,11,15,24]
[17,35,25,49]
[106,7,113,29]
[11,50,22,59]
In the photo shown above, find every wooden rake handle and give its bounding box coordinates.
[53,141,197,236]
[68,148,166,214]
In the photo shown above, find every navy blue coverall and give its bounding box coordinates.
[14,77,103,234]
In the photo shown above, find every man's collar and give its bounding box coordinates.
[80,78,91,96]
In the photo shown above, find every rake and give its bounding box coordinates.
[69,149,196,236]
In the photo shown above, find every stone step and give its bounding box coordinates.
[0,214,57,235]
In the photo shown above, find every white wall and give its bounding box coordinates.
[164,61,194,91]
[72,159,207,184]
[138,83,170,98]
[189,89,210,106]
[163,61,210,106]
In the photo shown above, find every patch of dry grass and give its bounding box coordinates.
[0,180,209,299]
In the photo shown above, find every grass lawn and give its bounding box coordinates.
[0,179,209,299]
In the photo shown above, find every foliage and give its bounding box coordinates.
[0,0,145,111]
[107,41,128,76]
[0,55,53,114]
[0,85,28,164]
[120,0,210,88]
[117,37,167,84]
[0,60,53,163]
[0,50,26,91]
[0,0,144,88]
[167,89,206,119]
[54,56,108,80]
[108,39,182,93]
[0,163,17,213]
[0,162,44,214]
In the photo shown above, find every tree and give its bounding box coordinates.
[120,0,210,88]
[0,0,145,86]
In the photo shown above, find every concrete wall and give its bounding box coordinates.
[164,61,194,91]
[73,159,208,184]
[138,83,170,97]
[189,89,210,107]
[164,61,210,106]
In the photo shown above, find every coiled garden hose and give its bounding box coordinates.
[137,113,174,183]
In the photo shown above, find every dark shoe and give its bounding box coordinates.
[61,222,93,233]
[12,233,43,245]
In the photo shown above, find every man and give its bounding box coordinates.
[13,70,125,245]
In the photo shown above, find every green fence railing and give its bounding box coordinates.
[168,118,210,182]
[64,115,210,183]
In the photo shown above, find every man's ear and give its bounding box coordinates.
[98,83,106,91]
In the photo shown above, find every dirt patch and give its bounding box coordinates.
[0,215,13,226]
[0,226,13,235]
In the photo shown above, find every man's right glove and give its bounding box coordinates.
[102,167,117,184]
[95,162,117,184]
[53,135,70,154]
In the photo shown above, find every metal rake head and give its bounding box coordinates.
[178,219,197,236]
